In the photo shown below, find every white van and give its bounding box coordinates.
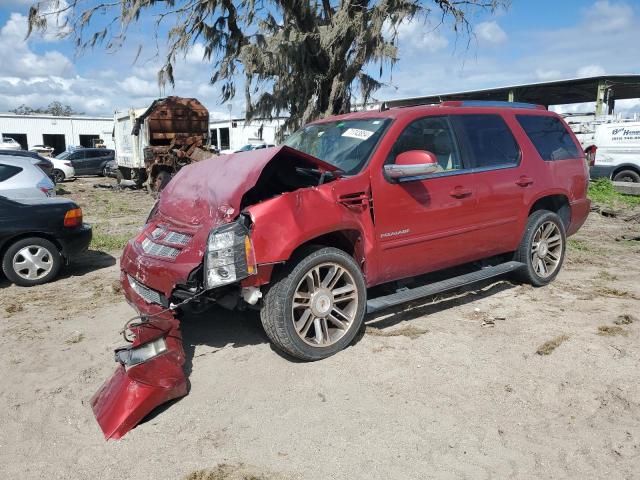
[581,120,640,183]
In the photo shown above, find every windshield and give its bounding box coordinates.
[56,151,71,159]
[284,118,390,174]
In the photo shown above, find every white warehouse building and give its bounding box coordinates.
[0,113,114,155]
[210,117,287,151]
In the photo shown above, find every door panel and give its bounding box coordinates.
[371,116,480,283]
[69,151,87,174]
[86,151,104,174]
[372,173,479,283]
[449,114,529,256]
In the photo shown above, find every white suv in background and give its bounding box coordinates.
[0,156,56,200]
[0,137,22,150]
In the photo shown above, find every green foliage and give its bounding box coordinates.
[567,238,590,252]
[90,229,135,252]
[10,101,83,117]
[27,0,507,135]
[588,178,640,208]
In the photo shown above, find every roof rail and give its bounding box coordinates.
[441,100,546,110]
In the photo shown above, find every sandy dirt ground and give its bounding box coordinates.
[1,177,640,480]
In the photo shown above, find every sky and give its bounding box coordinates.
[0,0,639,119]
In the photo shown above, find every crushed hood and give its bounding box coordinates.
[158,146,338,225]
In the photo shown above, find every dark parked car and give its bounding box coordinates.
[0,195,92,286]
[56,148,115,176]
[0,149,54,181]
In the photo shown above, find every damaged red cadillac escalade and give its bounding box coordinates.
[91,101,590,438]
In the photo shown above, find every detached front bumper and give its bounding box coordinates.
[91,275,188,440]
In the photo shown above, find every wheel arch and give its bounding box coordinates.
[268,228,365,282]
[527,193,571,230]
[611,163,640,179]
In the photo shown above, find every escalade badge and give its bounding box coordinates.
[380,229,410,239]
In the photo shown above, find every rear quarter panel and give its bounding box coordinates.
[509,111,589,240]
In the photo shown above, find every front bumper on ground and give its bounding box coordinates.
[91,274,188,439]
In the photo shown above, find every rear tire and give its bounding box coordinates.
[261,247,366,361]
[514,210,566,287]
[52,169,65,183]
[2,237,63,287]
[613,169,640,183]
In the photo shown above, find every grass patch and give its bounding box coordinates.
[4,302,24,316]
[93,192,138,216]
[589,178,640,208]
[90,230,135,251]
[597,325,628,336]
[568,238,591,251]
[65,331,85,344]
[594,286,639,299]
[184,464,275,480]
[365,324,428,339]
[615,314,636,325]
[597,270,618,281]
[536,334,569,355]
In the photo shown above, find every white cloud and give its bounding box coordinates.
[0,13,74,77]
[185,42,208,64]
[576,64,606,77]
[389,18,449,54]
[117,76,161,97]
[535,69,563,81]
[584,0,633,33]
[475,21,507,45]
[38,0,72,42]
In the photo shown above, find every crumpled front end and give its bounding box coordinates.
[91,146,340,440]
[90,276,188,440]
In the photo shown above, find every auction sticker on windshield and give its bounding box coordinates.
[342,128,374,140]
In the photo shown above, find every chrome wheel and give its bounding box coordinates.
[12,245,54,281]
[291,262,359,347]
[531,221,563,278]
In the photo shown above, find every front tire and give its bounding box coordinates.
[514,210,566,287]
[261,247,366,361]
[2,237,63,286]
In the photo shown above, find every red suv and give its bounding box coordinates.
[92,101,590,438]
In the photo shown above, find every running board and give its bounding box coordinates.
[366,261,524,314]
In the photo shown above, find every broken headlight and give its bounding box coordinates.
[204,221,256,289]
[116,337,167,367]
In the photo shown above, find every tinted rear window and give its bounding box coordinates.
[516,115,580,161]
[451,114,520,169]
[0,164,22,182]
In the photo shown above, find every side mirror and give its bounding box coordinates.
[384,150,440,180]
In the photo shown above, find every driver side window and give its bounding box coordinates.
[388,116,463,173]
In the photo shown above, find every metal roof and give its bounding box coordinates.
[382,74,640,108]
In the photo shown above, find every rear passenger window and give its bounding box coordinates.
[451,114,520,169]
[0,164,22,182]
[389,116,463,172]
[516,115,580,161]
